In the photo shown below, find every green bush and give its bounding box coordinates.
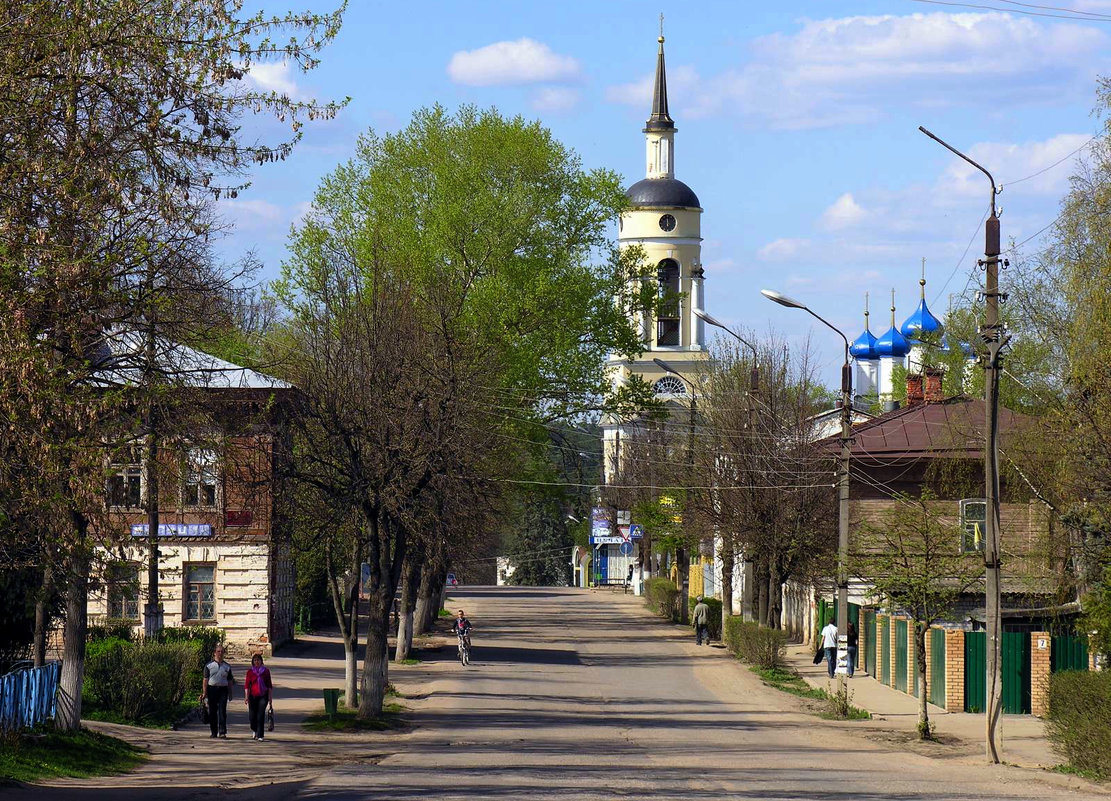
[690,596,722,640]
[83,639,202,725]
[644,578,680,622]
[86,621,135,644]
[1047,670,1111,778]
[723,616,786,669]
[149,626,223,688]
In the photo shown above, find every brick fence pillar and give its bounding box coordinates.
[925,627,933,703]
[1030,631,1051,717]
[907,619,916,695]
[945,629,965,713]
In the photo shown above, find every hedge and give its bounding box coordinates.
[723,616,786,669]
[1047,670,1111,778]
[84,639,202,724]
[690,596,722,640]
[644,578,680,622]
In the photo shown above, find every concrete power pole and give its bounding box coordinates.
[920,126,1005,762]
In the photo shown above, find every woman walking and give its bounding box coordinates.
[244,653,273,741]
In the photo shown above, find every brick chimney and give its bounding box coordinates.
[906,372,924,406]
[924,367,944,403]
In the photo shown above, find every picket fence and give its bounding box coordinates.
[0,661,61,731]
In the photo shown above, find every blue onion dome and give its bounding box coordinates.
[850,301,878,360]
[901,273,943,341]
[959,340,975,358]
[937,332,951,354]
[875,293,910,358]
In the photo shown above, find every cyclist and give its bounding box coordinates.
[451,609,473,649]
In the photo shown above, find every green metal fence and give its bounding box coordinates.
[1051,635,1089,673]
[864,609,877,677]
[880,617,890,685]
[965,631,986,713]
[895,619,908,692]
[1002,631,1031,714]
[929,628,946,709]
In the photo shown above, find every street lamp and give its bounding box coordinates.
[762,288,853,679]
[694,308,760,625]
[652,357,696,626]
[920,125,1005,763]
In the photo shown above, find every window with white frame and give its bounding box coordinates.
[106,561,140,620]
[183,447,218,508]
[960,498,986,553]
[107,446,142,508]
[184,563,215,621]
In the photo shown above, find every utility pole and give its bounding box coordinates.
[920,126,1005,763]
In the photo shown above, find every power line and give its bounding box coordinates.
[909,0,1111,20]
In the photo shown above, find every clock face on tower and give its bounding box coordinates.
[658,214,676,232]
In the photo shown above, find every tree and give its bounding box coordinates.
[0,1,343,729]
[852,490,981,739]
[276,105,652,717]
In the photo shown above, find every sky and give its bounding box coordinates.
[222,0,1111,386]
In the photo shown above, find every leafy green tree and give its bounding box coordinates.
[277,105,654,716]
[852,491,981,738]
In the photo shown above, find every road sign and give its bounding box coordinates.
[590,535,624,545]
[629,524,644,540]
[619,541,634,556]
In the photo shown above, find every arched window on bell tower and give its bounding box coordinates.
[656,258,681,346]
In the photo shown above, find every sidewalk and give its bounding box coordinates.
[785,642,1059,768]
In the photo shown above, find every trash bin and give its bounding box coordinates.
[322,688,341,719]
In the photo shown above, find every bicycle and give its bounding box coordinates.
[457,630,472,666]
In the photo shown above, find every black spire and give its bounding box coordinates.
[645,35,674,132]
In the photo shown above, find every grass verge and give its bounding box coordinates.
[83,700,196,730]
[749,666,871,720]
[1049,763,1106,782]
[301,699,405,733]
[0,725,147,784]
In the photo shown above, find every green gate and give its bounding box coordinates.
[1002,631,1031,714]
[929,628,946,709]
[965,631,986,713]
[880,617,890,685]
[864,609,877,677]
[895,619,908,692]
[1052,635,1089,673]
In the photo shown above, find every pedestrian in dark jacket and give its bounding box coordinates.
[693,596,710,645]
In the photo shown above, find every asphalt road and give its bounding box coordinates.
[298,586,1100,801]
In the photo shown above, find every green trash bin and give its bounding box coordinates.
[322,688,341,719]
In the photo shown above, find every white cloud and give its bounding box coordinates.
[245,61,302,99]
[609,13,1106,129]
[940,133,1093,198]
[821,193,867,230]
[220,198,294,232]
[531,87,580,113]
[447,39,580,86]
[757,237,809,261]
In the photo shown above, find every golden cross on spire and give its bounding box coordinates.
[659,12,665,41]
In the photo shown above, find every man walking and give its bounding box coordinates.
[200,644,235,738]
[820,618,839,679]
[693,596,710,646]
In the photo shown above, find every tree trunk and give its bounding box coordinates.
[360,603,390,718]
[678,546,690,624]
[394,555,419,662]
[765,561,781,629]
[56,540,89,731]
[720,543,734,634]
[916,622,930,739]
[325,539,361,708]
[33,562,54,668]
[413,553,443,636]
[756,557,769,628]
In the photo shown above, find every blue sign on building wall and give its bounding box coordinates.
[130,523,213,538]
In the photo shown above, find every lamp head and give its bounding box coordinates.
[761,289,807,310]
[652,357,677,374]
[694,308,724,328]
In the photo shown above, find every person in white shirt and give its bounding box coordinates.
[820,620,839,679]
[200,645,235,738]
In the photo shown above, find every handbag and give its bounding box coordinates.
[201,698,210,724]
[267,704,275,731]
[812,648,824,665]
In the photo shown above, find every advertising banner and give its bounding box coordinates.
[589,506,612,544]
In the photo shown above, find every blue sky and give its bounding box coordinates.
[224,0,1111,385]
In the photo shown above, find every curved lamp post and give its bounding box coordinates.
[761,288,853,680]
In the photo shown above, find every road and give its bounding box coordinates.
[6,586,1102,800]
[301,587,1098,801]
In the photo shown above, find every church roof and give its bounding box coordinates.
[645,36,674,132]
[626,177,701,209]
